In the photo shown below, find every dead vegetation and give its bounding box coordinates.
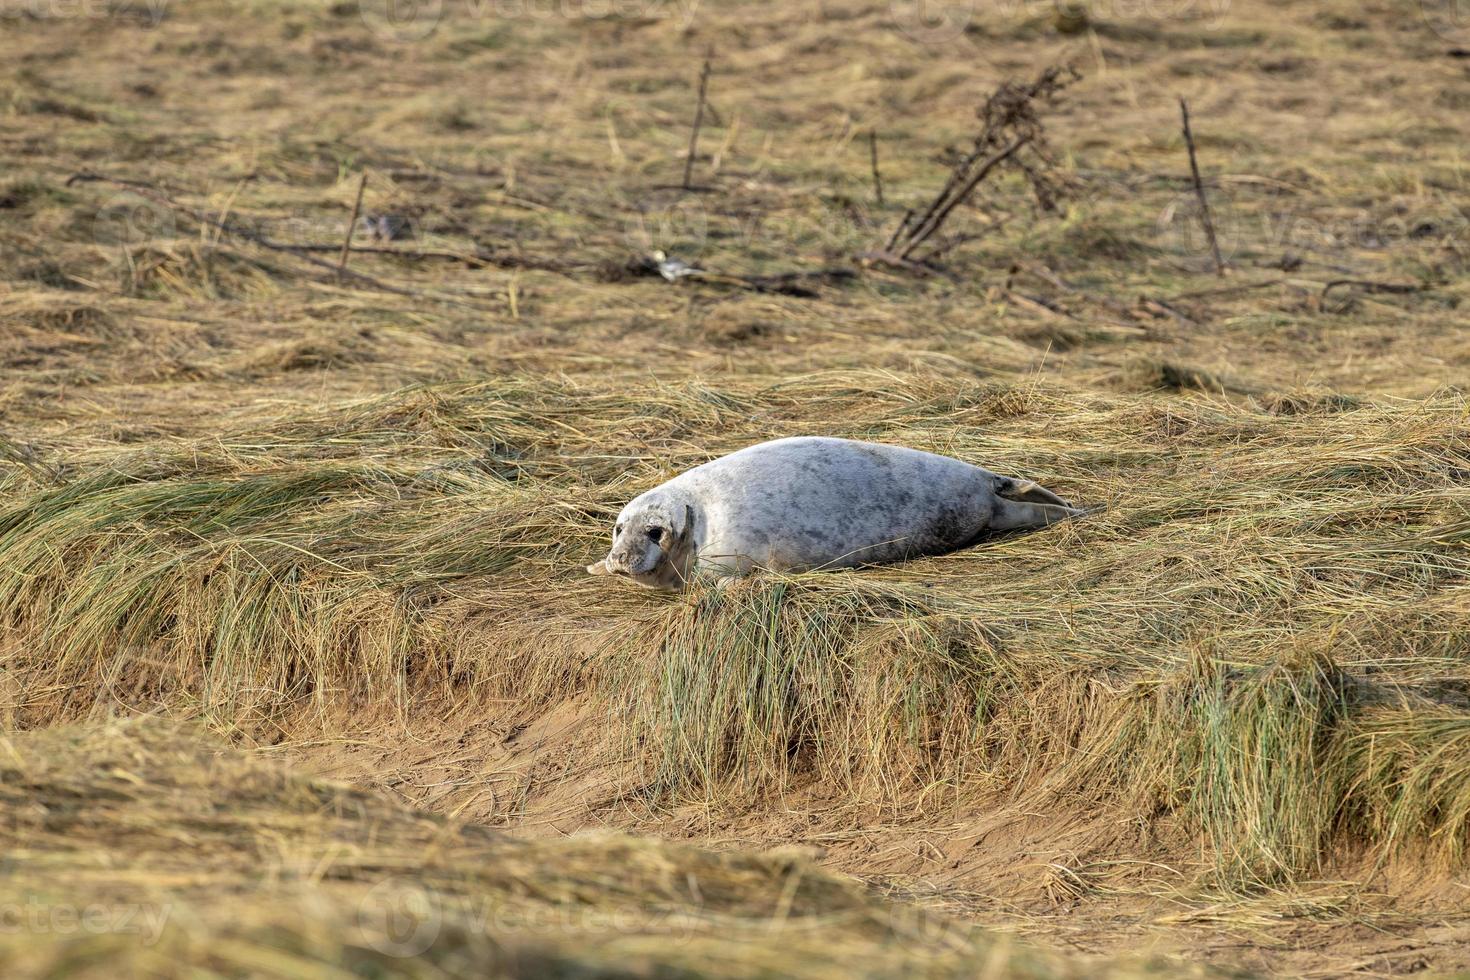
[3,0,1470,974]
[1,372,1466,894]
[2,718,1213,978]
[870,65,1079,271]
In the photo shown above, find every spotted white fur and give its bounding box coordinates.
[587,437,1085,590]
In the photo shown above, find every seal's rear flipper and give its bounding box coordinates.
[998,478,1074,508]
[990,477,1088,532]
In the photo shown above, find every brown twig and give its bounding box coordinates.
[898,137,1028,258]
[1006,260,1168,331]
[339,173,367,275]
[868,129,884,206]
[1167,278,1285,303]
[1321,279,1427,299]
[1178,97,1226,276]
[922,232,987,262]
[1137,296,1199,328]
[1005,290,1079,320]
[871,66,1076,270]
[883,209,914,254]
[855,250,952,278]
[682,52,713,191]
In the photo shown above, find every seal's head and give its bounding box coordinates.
[587,494,696,591]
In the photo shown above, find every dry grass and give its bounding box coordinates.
[3,0,1470,973]
[0,372,1466,891]
[1,717,1214,978]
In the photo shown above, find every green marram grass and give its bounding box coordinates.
[4,0,1470,964]
[1,372,1467,886]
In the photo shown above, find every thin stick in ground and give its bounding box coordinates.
[868,129,885,206]
[682,53,713,191]
[1179,97,1226,276]
[1321,279,1427,298]
[339,173,367,275]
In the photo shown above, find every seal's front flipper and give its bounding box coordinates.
[990,476,1087,531]
[586,559,612,576]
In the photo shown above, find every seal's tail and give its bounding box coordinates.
[989,476,1090,532]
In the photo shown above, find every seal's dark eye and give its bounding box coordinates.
[614,523,623,536]
[647,526,664,544]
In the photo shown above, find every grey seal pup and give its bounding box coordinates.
[587,436,1084,590]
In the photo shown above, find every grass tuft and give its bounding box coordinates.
[0,717,1211,979]
[0,373,1466,884]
